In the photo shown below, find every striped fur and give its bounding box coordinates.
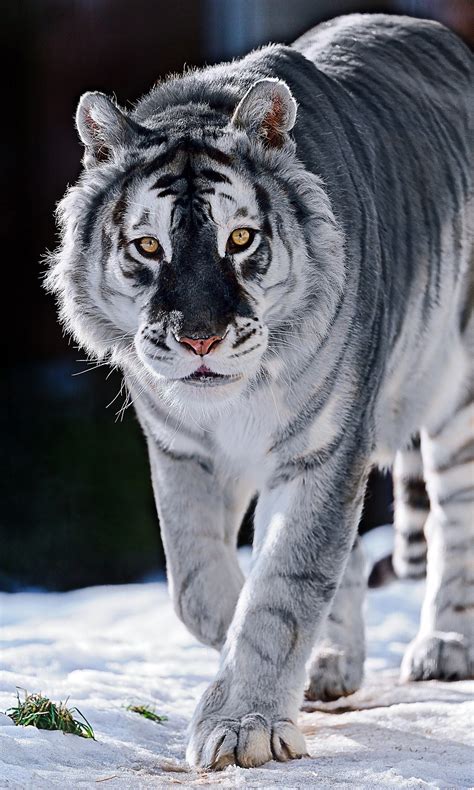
[393,441,429,578]
[369,439,429,587]
[46,14,473,769]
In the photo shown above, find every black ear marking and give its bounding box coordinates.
[75,92,139,167]
[231,79,297,148]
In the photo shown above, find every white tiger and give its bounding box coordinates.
[46,14,473,770]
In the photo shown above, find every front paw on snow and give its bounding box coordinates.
[186,713,307,770]
[401,631,473,682]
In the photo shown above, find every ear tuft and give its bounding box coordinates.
[231,79,297,148]
[76,92,135,166]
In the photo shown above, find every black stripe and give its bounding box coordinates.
[142,334,170,352]
[232,328,256,349]
[112,193,127,228]
[142,144,182,178]
[407,554,428,567]
[154,436,213,475]
[405,531,427,545]
[153,173,181,190]
[241,243,271,280]
[121,252,154,287]
[136,133,168,149]
[194,143,233,167]
[198,167,231,184]
[119,262,135,280]
[100,228,112,268]
[254,184,273,239]
[230,343,262,358]
[270,430,346,487]
[157,187,179,199]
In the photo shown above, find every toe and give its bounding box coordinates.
[271,719,307,761]
[187,718,238,770]
[205,721,239,770]
[236,713,272,768]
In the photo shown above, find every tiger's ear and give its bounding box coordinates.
[76,92,137,167]
[231,79,297,148]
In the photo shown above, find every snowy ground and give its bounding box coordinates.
[1,527,473,789]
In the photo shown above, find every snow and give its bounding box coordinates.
[1,528,473,789]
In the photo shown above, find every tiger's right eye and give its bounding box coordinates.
[133,236,162,259]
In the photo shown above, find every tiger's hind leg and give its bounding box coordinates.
[368,442,429,588]
[305,538,366,701]
[401,399,474,681]
[392,441,429,579]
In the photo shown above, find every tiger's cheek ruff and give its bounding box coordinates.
[45,160,159,360]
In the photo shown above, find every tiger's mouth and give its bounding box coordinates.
[182,364,242,387]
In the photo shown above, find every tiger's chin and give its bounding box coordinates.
[141,362,250,415]
[166,374,247,420]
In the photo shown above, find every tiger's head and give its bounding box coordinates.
[47,77,344,409]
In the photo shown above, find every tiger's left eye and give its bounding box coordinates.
[134,236,161,258]
[227,227,255,254]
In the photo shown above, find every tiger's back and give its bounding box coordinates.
[290,14,473,448]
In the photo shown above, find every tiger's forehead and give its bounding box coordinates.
[122,143,260,258]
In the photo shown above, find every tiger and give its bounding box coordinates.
[46,13,473,771]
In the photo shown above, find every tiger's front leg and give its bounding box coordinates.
[187,445,369,770]
[147,437,250,650]
[305,538,366,702]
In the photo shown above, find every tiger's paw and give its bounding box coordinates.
[400,632,473,682]
[305,647,364,701]
[186,712,307,770]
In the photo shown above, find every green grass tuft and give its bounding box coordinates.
[126,703,168,723]
[5,689,95,739]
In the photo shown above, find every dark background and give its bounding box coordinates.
[2,0,472,591]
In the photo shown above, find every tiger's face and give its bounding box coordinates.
[48,80,343,408]
[115,143,279,400]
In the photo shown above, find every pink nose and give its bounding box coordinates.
[178,335,223,356]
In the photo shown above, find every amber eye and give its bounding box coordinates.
[133,236,161,258]
[227,227,255,254]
